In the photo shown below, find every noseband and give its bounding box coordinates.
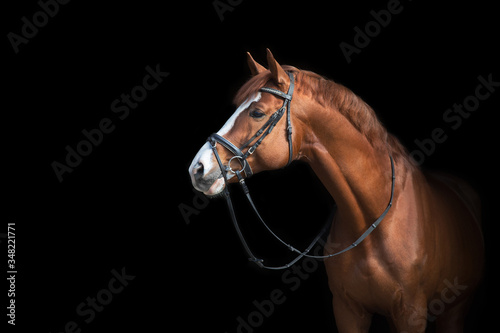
[206,71,395,270]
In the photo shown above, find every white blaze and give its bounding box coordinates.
[217,92,261,136]
[189,93,261,184]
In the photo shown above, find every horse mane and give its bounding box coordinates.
[233,66,416,170]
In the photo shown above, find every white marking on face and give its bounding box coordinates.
[217,92,261,136]
[189,141,213,178]
[189,93,261,191]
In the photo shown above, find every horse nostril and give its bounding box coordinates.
[193,162,204,180]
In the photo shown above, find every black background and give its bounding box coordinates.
[4,0,499,332]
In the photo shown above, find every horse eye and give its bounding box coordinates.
[249,109,265,119]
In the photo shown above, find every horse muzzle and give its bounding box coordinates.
[189,142,228,196]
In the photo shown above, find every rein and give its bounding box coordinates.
[207,72,395,270]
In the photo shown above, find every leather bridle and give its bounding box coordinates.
[208,71,295,179]
[206,71,395,270]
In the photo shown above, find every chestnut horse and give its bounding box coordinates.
[188,50,484,332]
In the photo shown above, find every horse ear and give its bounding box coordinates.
[266,48,289,87]
[247,52,266,76]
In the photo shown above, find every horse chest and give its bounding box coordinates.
[324,251,402,311]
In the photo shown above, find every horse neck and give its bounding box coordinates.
[295,90,396,240]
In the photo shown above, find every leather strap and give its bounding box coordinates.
[259,87,292,101]
[259,72,295,167]
[233,155,395,266]
[301,154,395,259]
[207,71,296,180]
[205,73,396,269]
[209,133,253,178]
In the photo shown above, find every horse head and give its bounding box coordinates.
[189,49,302,196]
